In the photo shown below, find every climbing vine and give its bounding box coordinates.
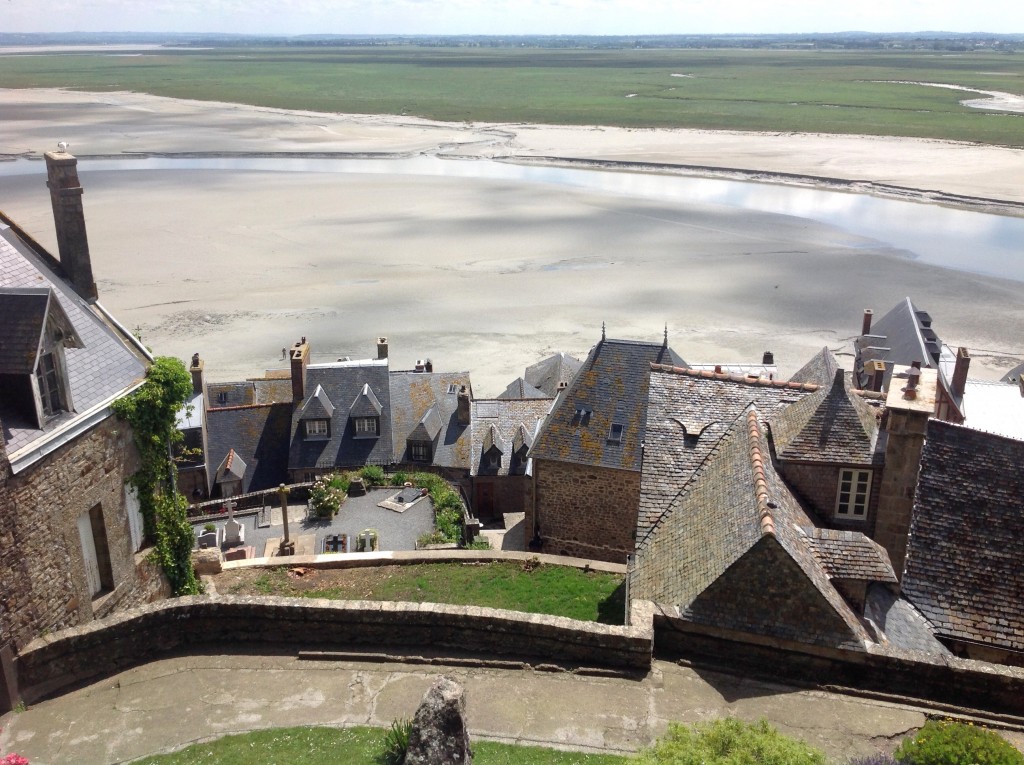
[111,356,201,595]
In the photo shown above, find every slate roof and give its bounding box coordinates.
[215,449,247,484]
[805,528,897,583]
[524,352,583,397]
[902,420,1024,653]
[770,369,883,466]
[288,359,393,471]
[632,407,880,651]
[530,337,685,472]
[0,223,149,458]
[789,347,839,387]
[855,297,942,391]
[297,384,335,419]
[207,402,292,493]
[498,377,548,400]
[863,584,951,656]
[389,370,472,469]
[637,364,818,543]
[470,398,553,477]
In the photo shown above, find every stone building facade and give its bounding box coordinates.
[530,460,641,562]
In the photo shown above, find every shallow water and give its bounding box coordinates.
[2,155,1022,282]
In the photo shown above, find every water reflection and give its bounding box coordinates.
[2,155,1021,282]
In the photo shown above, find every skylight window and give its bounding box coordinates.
[607,423,624,444]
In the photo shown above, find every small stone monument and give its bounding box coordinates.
[223,500,244,547]
[405,676,472,765]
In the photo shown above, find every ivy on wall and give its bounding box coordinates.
[111,357,201,595]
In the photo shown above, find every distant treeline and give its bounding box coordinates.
[2,31,1022,52]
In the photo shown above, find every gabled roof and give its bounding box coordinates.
[207,402,292,493]
[637,364,818,543]
[298,384,335,419]
[855,297,942,391]
[482,423,502,455]
[770,370,882,465]
[524,351,584,397]
[409,404,443,442]
[902,420,1024,653]
[0,288,81,375]
[530,336,685,472]
[215,448,247,484]
[498,377,548,400]
[470,398,552,477]
[389,370,473,469]
[349,383,382,417]
[789,347,839,387]
[288,359,393,470]
[0,223,149,464]
[632,408,878,652]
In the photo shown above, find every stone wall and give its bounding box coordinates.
[472,474,532,521]
[652,608,1024,717]
[15,595,653,703]
[0,415,167,651]
[777,461,881,534]
[532,460,639,563]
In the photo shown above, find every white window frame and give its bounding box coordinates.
[305,419,329,437]
[835,468,871,519]
[354,417,378,437]
[607,423,624,444]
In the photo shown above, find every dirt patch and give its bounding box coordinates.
[217,564,406,599]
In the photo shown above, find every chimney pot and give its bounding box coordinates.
[714,365,722,374]
[377,337,388,360]
[862,309,874,336]
[425,358,433,373]
[762,351,774,366]
[189,353,204,395]
[45,150,97,301]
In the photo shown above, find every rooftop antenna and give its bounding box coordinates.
[663,323,668,347]
[601,321,606,342]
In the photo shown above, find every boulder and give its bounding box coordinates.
[191,547,223,575]
[405,675,472,765]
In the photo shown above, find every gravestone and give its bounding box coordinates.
[223,500,244,546]
[196,529,220,549]
[405,676,472,765]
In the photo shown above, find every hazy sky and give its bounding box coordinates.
[4,0,1023,36]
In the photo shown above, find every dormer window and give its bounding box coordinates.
[572,406,592,426]
[354,416,379,437]
[36,350,66,417]
[410,442,431,462]
[305,419,329,438]
[607,423,624,444]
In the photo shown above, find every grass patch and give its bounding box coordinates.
[223,561,626,624]
[0,48,1022,145]
[131,725,630,764]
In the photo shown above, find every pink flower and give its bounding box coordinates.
[1,754,30,765]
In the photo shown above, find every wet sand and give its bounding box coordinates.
[2,88,1022,395]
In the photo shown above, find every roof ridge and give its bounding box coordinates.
[208,403,278,412]
[651,363,819,392]
[746,409,776,537]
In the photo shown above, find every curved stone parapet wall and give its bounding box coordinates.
[16,595,653,704]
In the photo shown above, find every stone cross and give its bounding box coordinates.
[277,483,294,556]
[224,499,236,520]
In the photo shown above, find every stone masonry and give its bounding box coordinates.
[531,459,640,563]
[0,415,167,651]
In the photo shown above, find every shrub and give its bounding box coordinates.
[637,718,826,765]
[382,718,412,765]
[203,523,216,533]
[390,471,409,487]
[417,531,449,548]
[465,537,491,550]
[360,465,387,486]
[309,476,345,519]
[327,473,350,494]
[895,719,1024,765]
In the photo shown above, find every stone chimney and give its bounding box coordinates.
[189,353,204,395]
[290,337,310,402]
[951,346,970,398]
[377,337,388,360]
[424,359,433,373]
[762,351,774,366]
[45,150,97,301]
[866,360,886,393]
[875,364,936,579]
[456,385,471,426]
[861,308,874,336]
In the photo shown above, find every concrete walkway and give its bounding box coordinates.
[0,651,940,764]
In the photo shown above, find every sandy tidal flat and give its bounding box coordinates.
[1,88,1023,395]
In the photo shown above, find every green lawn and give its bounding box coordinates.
[131,725,631,765]
[1,47,1022,145]
[227,561,626,624]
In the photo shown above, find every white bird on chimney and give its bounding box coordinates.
[57,141,69,152]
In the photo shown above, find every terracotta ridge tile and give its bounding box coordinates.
[746,409,776,537]
[650,363,819,392]
[224,448,234,472]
